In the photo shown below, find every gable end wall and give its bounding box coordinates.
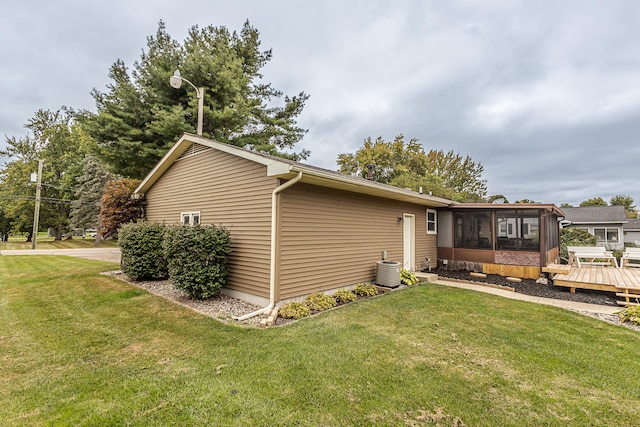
[144,146,276,298]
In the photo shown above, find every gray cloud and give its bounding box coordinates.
[2,0,639,207]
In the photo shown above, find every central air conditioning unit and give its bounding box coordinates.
[376,260,401,288]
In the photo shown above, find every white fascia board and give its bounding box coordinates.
[266,162,293,176]
[287,165,451,207]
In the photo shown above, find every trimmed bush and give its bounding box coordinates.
[279,302,311,319]
[334,288,357,303]
[304,292,337,311]
[354,283,378,297]
[560,228,598,262]
[163,224,232,299]
[119,222,168,281]
[401,268,418,286]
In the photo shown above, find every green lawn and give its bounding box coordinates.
[1,256,639,426]
[1,233,119,250]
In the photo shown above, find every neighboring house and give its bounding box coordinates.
[623,218,640,247]
[133,134,450,306]
[560,206,628,250]
[437,203,565,279]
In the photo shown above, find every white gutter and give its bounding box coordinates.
[235,171,303,321]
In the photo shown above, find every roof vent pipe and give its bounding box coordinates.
[366,164,374,180]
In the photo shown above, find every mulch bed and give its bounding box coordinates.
[430,269,640,332]
[430,268,618,306]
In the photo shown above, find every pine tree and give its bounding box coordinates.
[70,156,119,231]
[83,20,309,179]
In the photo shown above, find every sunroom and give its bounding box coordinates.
[436,204,565,279]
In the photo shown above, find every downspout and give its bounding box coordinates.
[235,171,303,321]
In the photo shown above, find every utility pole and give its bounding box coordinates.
[31,159,43,250]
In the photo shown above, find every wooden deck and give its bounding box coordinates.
[553,266,640,305]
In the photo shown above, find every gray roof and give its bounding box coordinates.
[562,206,628,224]
[624,218,640,230]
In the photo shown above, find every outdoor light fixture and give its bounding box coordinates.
[170,70,204,136]
[397,216,404,223]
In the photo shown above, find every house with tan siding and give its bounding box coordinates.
[134,133,564,308]
[134,134,450,308]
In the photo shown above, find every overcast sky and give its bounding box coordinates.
[2,0,639,207]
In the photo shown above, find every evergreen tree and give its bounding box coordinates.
[83,20,309,179]
[610,194,636,216]
[70,156,119,231]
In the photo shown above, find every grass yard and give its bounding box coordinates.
[1,256,639,426]
[1,233,119,250]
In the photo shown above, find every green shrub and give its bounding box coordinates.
[354,283,379,297]
[617,305,640,325]
[119,222,168,281]
[334,288,357,303]
[401,268,418,286]
[163,224,232,299]
[304,292,337,311]
[279,302,311,319]
[560,228,598,262]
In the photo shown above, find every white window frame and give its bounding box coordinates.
[426,209,438,234]
[593,227,619,244]
[180,211,201,226]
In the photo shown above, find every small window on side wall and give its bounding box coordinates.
[181,211,201,226]
[426,209,437,234]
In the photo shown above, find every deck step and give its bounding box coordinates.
[542,263,571,275]
[414,272,438,282]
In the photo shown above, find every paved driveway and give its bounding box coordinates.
[0,248,121,263]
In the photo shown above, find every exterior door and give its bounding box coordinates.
[403,214,415,270]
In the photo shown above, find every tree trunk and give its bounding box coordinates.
[53,227,63,241]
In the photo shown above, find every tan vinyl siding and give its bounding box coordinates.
[144,146,276,298]
[278,183,437,299]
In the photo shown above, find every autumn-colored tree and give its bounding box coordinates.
[336,135,427,183]
[98,179,143,240]
[337,135,487,202]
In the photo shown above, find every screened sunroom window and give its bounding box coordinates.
[495,210,539,251]
[454,211,492,249]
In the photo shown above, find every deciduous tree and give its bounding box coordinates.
[579,197,607,207]
[0,108,86,238]
[98,179,143,240]
[337,135,487,202]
